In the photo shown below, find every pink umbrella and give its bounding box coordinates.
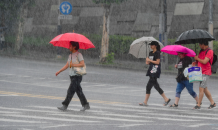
[50,33,95,50]
[161,45,196,57]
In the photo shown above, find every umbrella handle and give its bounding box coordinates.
[70,61,72,68]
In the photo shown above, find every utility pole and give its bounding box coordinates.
[209,0,213,50]
[163,0,168,69]
[159,0,168,70]
[57,0,62,58]
[159,0,166,70]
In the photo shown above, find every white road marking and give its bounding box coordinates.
[40,124,71,129]
[1,114,100,123]
[139,112,218,120]
[29,106,108,113]
[0,111,20,114]
[50,113,152,123]
[0,106,58,113]
[106,87,128,90]
[181,123,211,127]
[0,118,45,123]
[0,94,19,96]
[99,113,200,122]
[117,124,144,127]
[84,84,107,87]
[0,80,63,89]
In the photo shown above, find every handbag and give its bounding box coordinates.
[70,53,86,76]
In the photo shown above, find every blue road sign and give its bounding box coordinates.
[60,1,72,15]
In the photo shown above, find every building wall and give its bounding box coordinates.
[23,0,218,40]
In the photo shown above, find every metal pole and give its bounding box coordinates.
[209,0,213,50]
[163,0,168,69]
[159,0,163,43]
[57,0,62,58]
[159,0,165,70]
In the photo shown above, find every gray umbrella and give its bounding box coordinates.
[129,37,164,58]
[175,29,215,44]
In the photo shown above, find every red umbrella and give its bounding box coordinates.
[49,33,95,49]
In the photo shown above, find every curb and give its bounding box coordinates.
[1,53,218,79]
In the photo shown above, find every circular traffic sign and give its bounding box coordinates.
[60,1,72,15]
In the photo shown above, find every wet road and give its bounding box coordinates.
[0,56,218,130]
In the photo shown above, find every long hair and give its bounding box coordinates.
[156,44,160,51]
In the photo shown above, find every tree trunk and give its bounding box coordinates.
[100,5,110,63]
[15,3,26,52]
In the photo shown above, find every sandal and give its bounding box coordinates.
[196,102,202,105]
[163,99,171,106]
[139,102,148,106]
[169,103,178,108]
[208,103,216,109]
[193,105,201,110]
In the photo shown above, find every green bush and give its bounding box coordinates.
[5,35,51,46]
[109,35,136,54]
[105,52,115,64]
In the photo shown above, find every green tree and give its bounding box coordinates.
[0,0,35,52]
[93,0,127,63]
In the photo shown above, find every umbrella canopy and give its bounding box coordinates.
[129,37,164,58]
[161,45,196,57]
[50,33,95,49]
[175,29,215,44]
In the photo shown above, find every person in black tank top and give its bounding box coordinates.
[139,41,171,106]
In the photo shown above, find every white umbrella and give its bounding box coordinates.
[129,37,164,58]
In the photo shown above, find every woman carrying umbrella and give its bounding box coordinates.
[50,32,95,111]
[161,45,199,107]
[139,41,171,106]
[169,52,199,107]
[56,41,90,111]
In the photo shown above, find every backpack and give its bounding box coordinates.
[200,48,218,74]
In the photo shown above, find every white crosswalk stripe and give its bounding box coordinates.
[0,102,217,130]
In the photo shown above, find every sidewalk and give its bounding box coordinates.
[1,50,218,79]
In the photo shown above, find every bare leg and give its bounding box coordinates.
[161,93,169,102]
[204,87,215,105]
[175,97,180,105]
[143,94,150,104]
[197,87,205,107]
[161,93,170,106]
[194,96,199,103]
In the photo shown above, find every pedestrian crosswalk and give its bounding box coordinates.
[0,103,218,129]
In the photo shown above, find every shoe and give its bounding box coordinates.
[163,98,171,106]
[139,102,148,106]
[208,103,216,109]
[169,103,178,108]
[80,103,90,111]
[57,105,67,111]
[196,102,202,105]
[193,105,201,110]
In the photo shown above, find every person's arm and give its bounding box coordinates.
[56,62,69,76]
[70,60,85,67]
[194,50,213,65]
[194,55,210,65]
[146,57,160,65]
[145,58,150,64]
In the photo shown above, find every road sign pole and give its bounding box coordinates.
[57,0,62,58]
[209,0,213,50]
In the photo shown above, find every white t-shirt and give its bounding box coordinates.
[68,52,84,76]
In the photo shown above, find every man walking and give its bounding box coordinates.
[193,42,216,109]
